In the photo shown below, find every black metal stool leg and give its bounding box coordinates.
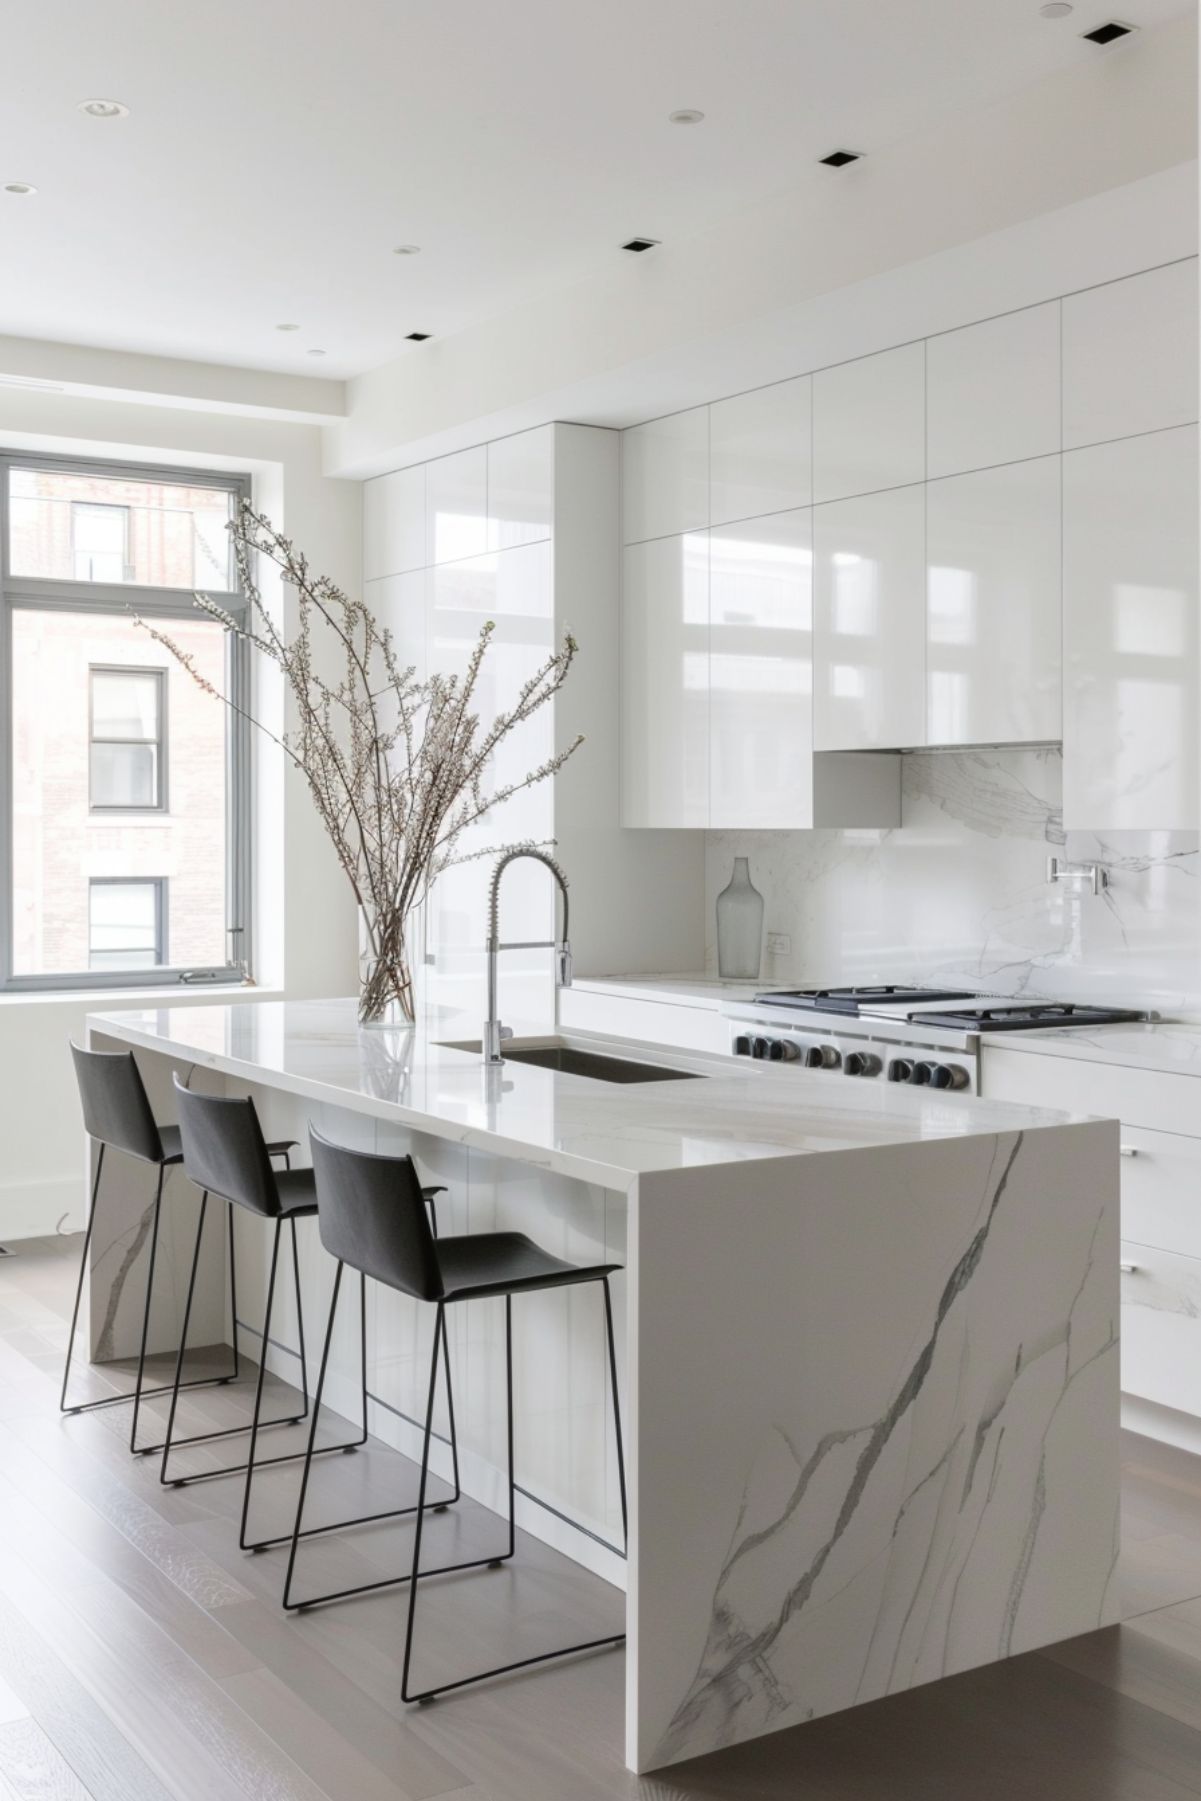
[59,1143,105,1415]
[127,1162,167,1452]
[602,1277,628,1550]
[159,1189,209,1484]
[238,1219,284,1546]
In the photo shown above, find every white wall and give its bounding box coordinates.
[0,385,361,1236]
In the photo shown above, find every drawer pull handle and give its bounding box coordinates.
[1119,1146,1140,1158]
[1120,1261,1141,1274]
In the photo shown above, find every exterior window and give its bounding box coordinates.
[2,453,251,990]
[89,667,165,810]
[89,878,166,970]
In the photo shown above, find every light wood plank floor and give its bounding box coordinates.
[6,1233,1201,1799]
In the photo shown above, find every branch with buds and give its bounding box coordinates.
[135,499,582,1023]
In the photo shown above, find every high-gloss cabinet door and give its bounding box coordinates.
[427,445,488,565]
[926,456,1061,746]
[814,485,925,750]
[363,464,426,579]
[1063,424,1199,830]
[709,510,813,828]
[709,377,811,527]
[621,532,709,827]
[488,426,553,551]
[621,407,708,545]
[1063,259,1199,451]
[812,343,924,504]
[926,302,1060,479]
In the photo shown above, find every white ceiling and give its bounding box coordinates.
[0,0,1192,379]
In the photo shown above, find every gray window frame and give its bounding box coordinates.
[88,664,169,813]
[88,875,168,970]
[0,451,253,992]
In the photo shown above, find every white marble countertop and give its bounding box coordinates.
[89,997,1085,1192]
[979,1019,1201,1078]
[572,974,763,1009]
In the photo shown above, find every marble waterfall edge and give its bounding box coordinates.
[633,1121,1119,1770]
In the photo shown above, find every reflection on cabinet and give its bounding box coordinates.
[488,428,553,550]
[814,485,925,751]
[926,456,1061,746]
[1063,424,1199,830]
[812,343,924,504]
[709,377,811,528]
[1121,1242,1201,1422]
[621,533,710,829]
[621,407,708,544]
[1063,259,1199,451]
[427,445,488,564]
[363,464,425,579]
[926,302,1059,479]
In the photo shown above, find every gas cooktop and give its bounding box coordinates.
[908,1001,1147,1032]
[754,986,982,1017]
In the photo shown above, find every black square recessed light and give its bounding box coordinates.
[622,237,660,253]
[819,150,861,167]
[406,331,432,341]
[1082,20,1134,42]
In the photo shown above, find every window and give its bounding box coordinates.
[89,878,166,970]
[1,453,251,990]
[90,667,166,810]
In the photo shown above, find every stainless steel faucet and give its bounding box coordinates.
[483,849,573,1063]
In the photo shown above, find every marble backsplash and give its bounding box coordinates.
[706,749,1201,1016]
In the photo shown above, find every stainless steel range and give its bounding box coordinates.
[723,986,1145,1095]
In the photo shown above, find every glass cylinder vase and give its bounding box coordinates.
[358,903,416,1029]
[715,857,765,981]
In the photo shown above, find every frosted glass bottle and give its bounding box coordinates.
[716,857,764,980]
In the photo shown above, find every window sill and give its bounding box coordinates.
[0,983,282,1008]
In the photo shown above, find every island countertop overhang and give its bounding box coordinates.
[87,996,1094,1192]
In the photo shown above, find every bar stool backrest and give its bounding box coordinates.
[71,1041,165,1164]
[309,1127,444,1302]
[173,1077,281,1217]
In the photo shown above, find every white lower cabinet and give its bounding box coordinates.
[1121,1242,1201,1421]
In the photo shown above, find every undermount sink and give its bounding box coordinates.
[439,1039,702,1084]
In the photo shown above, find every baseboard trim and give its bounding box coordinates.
[1122,1393,1201,1458]
[0,1175,82,1241]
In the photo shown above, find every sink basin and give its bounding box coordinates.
[502,1044,701,1083]
[438,1039,701,1084]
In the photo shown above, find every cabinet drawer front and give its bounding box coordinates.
[1121,1241,1201,1416]
[982,1047,1199,1136]
[558,988,727,1054]
[1119,1126,1201,1260]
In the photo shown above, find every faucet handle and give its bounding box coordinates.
[556,940,573,988]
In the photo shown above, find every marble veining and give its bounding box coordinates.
[707,747,1201,1014]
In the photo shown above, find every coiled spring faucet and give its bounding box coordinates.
[483,850,572,1063]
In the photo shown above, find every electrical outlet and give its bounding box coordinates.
[766,932,791,956]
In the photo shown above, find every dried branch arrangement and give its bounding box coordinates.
[136,500,581,1023]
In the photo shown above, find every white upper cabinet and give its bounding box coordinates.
[488,426,553,551]
[709,510,813,828]
[1063,260,1200,451]
[926,457,1061,747]
[813,344,924,504]
[620,532,709,828]
[363,464,425,579]
[366,570,428,679]
[709,378,812,526]
[814,484,926,752]
[621,407,708,544]
[926,302,1059,479]
[427,445,488,565]
[1063,424,1198,830]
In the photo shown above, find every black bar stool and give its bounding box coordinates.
[64,1041,296,1453]
[284,1127,628,1706]
[166,1079,459,1554]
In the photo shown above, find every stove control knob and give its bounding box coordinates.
[888,1058,913,1083]
[822,1045,843,1070]
[803,1044,825,1068]
[733,1035,752,1057]
[751,1037,771,1059]
[909,1061,935,1086]
[766,1039,786,1060]
[843,1051,880,1077]
[774,1040,799,1062]
[929,1063,970,1091]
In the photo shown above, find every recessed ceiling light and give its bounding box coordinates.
[392,243,422,256]
[819,149,862,167]
[3,182,36,196]
[1039,3,1073,15]
[274,322,300,332]
[406,331,432,341]
[668,109,704,125]
[307,348,326,357]
[622,237,660,253]
[1081,19,1134,41]
[79,98,129,119]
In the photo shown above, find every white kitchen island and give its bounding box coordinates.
[84,998,1119,1774]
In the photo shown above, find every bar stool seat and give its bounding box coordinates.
[267,1170,319,1217]
[435,1233,619,1300]
[156,1124,297,1167]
